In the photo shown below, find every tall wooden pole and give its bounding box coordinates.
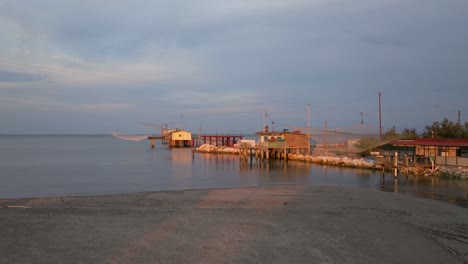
[379,92,382,153]
[307,103,311,154]
[262,109,265,132]
[325,120,328,156]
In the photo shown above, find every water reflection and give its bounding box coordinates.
[200,152,468,208]
[169,148,194,182]
[379,172,468,208]
[2,135,467,206]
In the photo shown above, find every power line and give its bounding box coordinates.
[0,59,151,85]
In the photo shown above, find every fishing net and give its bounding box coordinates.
[267,122,413,156]
[111,132,150,141]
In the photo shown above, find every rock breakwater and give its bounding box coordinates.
[196,144,239,154]
[196,144,374,169]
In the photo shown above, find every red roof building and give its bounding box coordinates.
[391,138,468,148]
[390,138,468,167]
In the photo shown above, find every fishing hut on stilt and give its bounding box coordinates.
[148,129,192,148]
[238,126,310,163]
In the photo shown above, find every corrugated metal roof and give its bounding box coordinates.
[391,138,468,147]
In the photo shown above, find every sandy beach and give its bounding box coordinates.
[1,185,467,263]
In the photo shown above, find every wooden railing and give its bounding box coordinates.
[258,142,286,148]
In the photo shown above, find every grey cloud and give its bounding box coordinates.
[0,71,45,82]
[0,1,467,133]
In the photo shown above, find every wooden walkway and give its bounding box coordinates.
[238,144,310,164]
[196,135,244,147]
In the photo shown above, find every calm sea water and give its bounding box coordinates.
[0,135,466,207]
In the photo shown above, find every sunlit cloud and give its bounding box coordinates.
[0,0,467,133]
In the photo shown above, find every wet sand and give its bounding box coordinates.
[1,185,467,263]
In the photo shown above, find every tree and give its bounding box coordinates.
[354,136,378,151]
[355,127,417,155]
[401,128,418,139]
[422,118,466,138]
[382,126,400,141]
[423,121,439,138]
[464,122,468,138]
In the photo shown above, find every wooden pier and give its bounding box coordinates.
[238,144,310,164]
[196,135,244,147]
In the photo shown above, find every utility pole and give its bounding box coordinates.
[458,110,461,138]
[379,92,382,154]
[324,120,328,156]
[307,104,311,154]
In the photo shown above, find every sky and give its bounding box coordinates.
[0,0,467,135]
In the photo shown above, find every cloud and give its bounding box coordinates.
[0,71,45,83]
[0,0,467,133]
[80,103,134,111]
[0,97,133,112]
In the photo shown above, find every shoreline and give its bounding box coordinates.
[1,185,467,263]
[196,144,468,179]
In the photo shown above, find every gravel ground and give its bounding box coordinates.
[1,185,467,264]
